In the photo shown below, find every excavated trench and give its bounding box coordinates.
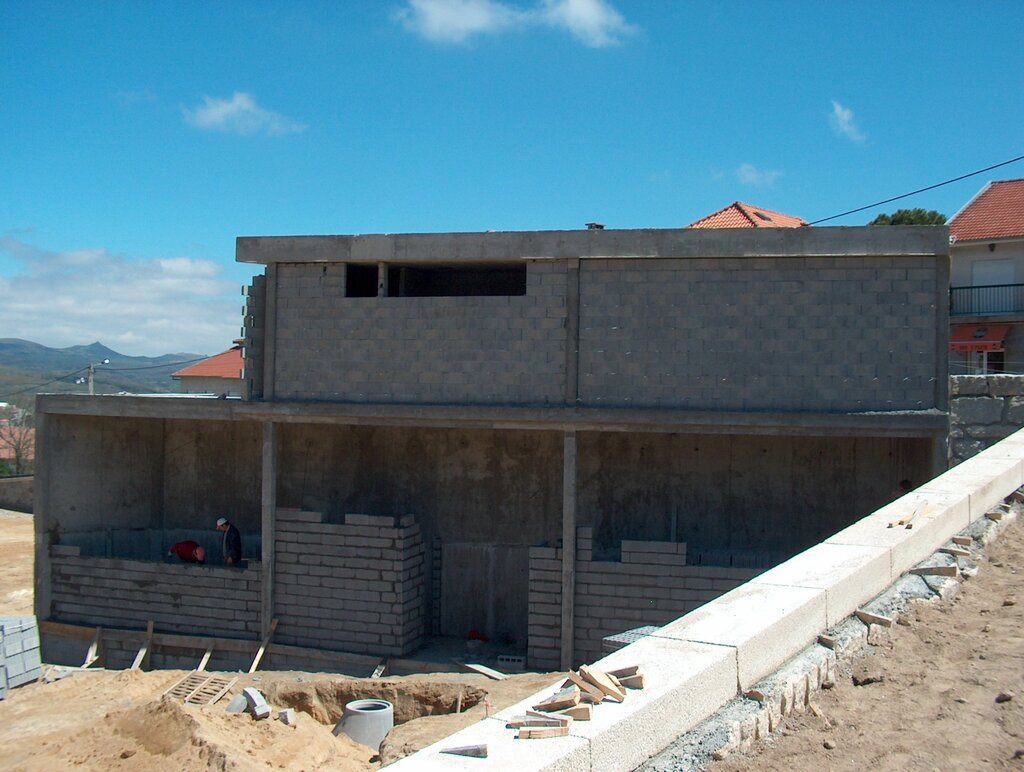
[261,679,487,726]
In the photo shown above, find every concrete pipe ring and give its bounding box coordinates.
[332,699,394,750]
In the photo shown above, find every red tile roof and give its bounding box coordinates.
[173,347,243,379]
[687,201,807,229]
[950,179,1024,242]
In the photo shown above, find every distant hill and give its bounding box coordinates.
[0,338,208,409]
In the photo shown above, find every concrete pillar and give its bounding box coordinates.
[932,431,949,478]
[261,421,278,637]
[33,411,53,620]
[262,264,278,400]
[377,262,388,297]
[561,430,577,670]
[565,259,580,405]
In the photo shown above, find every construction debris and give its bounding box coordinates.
[558,704,592,721]
[242,687,272,720]
[940,546,972,558]
[855,609,894,628]
[909,565,959,577]
[563,670,606,704]
[519,726,570,739]
[579,665,626,702]
[278,708,297,726]
[532,685,580,712]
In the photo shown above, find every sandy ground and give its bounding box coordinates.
[3,507,1023,770]
[0,509,558,771]
[713,515,1024,771]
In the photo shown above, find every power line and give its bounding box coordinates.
[0,355,210,401]
[103,355,209,372]
[808,153,1024,225]
[0,366,89,401]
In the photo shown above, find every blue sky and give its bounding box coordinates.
[2,0,1023,356]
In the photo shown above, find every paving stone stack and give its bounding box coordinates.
[527,527,759,669]
[50,548,261,638]
[274,509,424,656]
[0,616,41,698]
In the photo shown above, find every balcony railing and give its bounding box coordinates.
[950,283,1024,316]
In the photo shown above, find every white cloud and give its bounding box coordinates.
[0,236,243,357]
[829,99,866,143]
[183,92,306,136]
[539,0,635,47]
[736,163,782,187]
[394,0,635,46]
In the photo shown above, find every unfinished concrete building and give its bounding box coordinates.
[35,226,950,670]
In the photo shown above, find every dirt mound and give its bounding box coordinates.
[113,699,200,756]
[264,678,487,725]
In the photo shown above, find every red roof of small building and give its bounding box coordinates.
[687,201,807,229]
[949,179,1024,242]
[173,347,243,379]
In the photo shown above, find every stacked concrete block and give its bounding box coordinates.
[527,527,759,668]
[242,274,266,399]
[274,509,424,656]
[0,616,41,695]
[950,375,1024,463]
[578,256,941,411]
[270,261,567,404]
[50,553,261,638]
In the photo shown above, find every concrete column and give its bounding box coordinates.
[560,430,577,670]
[262,264,278,401]
[261,421,278,637]
[377,262,388,297]
[931,431,949,478]
[33,411,53,620]
[565,258,580,405]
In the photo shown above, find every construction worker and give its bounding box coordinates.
[168,540,206,563]
[216,517,242,565]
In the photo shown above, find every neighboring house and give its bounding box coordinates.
[949,178,1024,374]
[687,201,807,229]
[172,345,244,397]
[34,225,949,670]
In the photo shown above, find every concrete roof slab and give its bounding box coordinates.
[750,542,892,627]
[658,583,826,690]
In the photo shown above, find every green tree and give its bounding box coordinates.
[868,208,946,225]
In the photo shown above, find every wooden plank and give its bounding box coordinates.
[197,646,214,672]
[532,685,580,712]
[81,627,102,669]
[527,709,572,727]
[951,536,972,546]
[817,634,837,650]
[579,664,626,702]
[987,510,1004,522]
[939,546,971,558]
[558,704,592,721]
[618,673,645,689]
[605,664,640,679]
[563,670,606,704]
[909,565,959,577]
[441,744,488,758]
[855,609,893,628]
[248,618,278,674]
[130,621,154,671]
[371,659,388,678]
[519,726,570,739]
[459,662,508,681]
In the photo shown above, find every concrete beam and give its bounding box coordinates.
[236,226,949,266]
[561,431,577,670]
[35,394,949,440]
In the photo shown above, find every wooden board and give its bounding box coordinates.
[130,621,154,671]
[579,665,626,702]
[855,609,893,628]
[558,704,592,721]
[909,565,959,577]
[459,662,508,681]
[248,618,278,674]
[563,670,606,704]
[519,726,570,739]
[532,685,580,712]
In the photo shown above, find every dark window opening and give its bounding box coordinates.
[989,350,1006,373]
[386,264,526,297]
[345,264,378,297]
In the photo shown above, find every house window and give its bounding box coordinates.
[386,264,526,297]
[345,264,378,297]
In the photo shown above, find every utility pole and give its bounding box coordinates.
[86,358,110,396]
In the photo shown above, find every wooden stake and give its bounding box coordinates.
[855,610,893,628]
[909,565,959,577]
[197,645,214,672]
[440,744,488,758]
[248,618,278,674]
[558,704,592,721]
[951,536,972,546]
[579,665,626,702]
[940,546,971,558]
[519,726,570,739]
[81,627,102,669]
[817,634,837,650]
[564,670,607,704]
[131,621,154,670]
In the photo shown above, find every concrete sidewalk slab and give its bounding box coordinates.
[750,542,891,627]
[659,583,826,690]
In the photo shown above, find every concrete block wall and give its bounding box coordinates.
[50,552,261,637]
[950,375,1024,463]
[274,509,425,656]
[242,273,265,399]
[578,256,942,411]
[270,261,567,404]
[527,528,759,669]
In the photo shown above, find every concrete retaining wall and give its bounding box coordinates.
[50,552,261,638]
[0,476,32,513]
[274,509,424,656]
[527,529,759,669]
[950,374,1024,463]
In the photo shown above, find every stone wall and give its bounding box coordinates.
[274,509,424,656]
[50,549,261,638]
[527,528,759,669]
[0,476,32,513]
[950,375,1024,463]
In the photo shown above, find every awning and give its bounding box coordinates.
[950,323,1011,352]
